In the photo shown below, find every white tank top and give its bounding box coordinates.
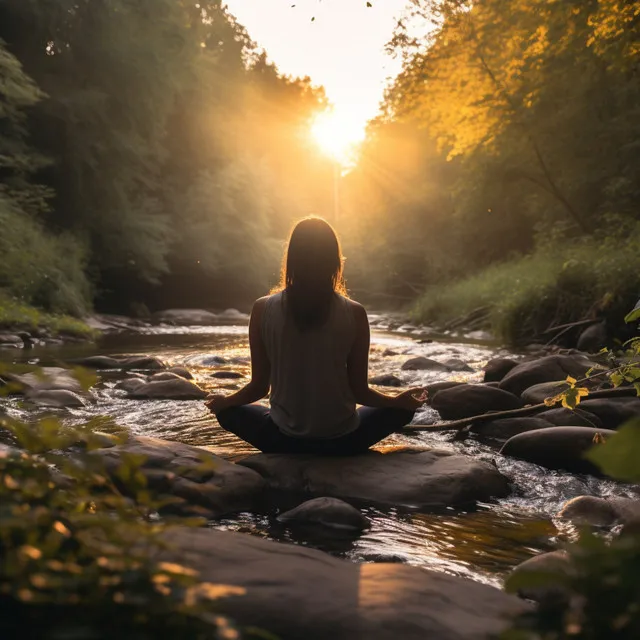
[261,291,359,439]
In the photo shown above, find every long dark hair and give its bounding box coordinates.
[273,216,347,330]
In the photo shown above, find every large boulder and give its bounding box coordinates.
[431,384,524,420]
[537,407,603,428]
[164,527,529,640]
[508,551,572,604]
[499,355,593,396]
[401,357,449,372]
[277,497,370,531]
[128,378,207,400]
[558,496,640,528]
[471,417,555,442]
[521,381,570,405]
[96,436,265,517]
[238,449,510,510]
[578,398,640,429]
[500,426,616,475]
[483,358,519,383]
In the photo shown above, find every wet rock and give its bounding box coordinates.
[26,389,87,408]
[499,355,593,396]
[483,358,519,383]
[424,381,465,400]
[500,426,616,475]
[578,398,640,429]
[153,308,219,325]
[70,355,165,371]
[212,371,244,380]
[114,378,147,394]
[219,308,250,322]
[509,551,572,603]
[471,417,555,442]
[0,333,22,346]
[431,384,524,420]
[577,321,608,353]
[97,436,265,517]
[537,407,603,428]
[558,496,640,528]
[443,358,474,372]
[128,378,207,400]
[521,381,570,404]
[401,357,449,372]
[370,374,403,387]
[167,366,193,380]
[238,449,510,510]
[163,527,529,640]
[149,371,185,382]
[3,367,85,395]
[277,497,370,531]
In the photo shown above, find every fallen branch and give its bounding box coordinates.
[405,386,639,432]
[543,318,598,335]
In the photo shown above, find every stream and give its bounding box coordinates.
[1,316,634,589]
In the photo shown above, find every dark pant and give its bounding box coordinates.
[216,405,415,455]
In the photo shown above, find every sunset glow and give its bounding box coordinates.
[311,111,366,165]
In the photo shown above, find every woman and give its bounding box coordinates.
[206,216,426,455]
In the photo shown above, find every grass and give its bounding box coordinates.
[412,225,640,344]
[0,293,97,339]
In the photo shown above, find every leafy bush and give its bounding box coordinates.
[412,224,640,344]
[0,413,245,639]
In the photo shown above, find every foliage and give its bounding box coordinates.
[410,224,640,343]
[0,412,246,638]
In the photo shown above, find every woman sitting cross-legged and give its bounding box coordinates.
[205,216,426,456]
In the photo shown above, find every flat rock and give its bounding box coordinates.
[0,333,21,345]
[25,389,87,408]
[153,308,220,325]
[558,495,640,527]
[431,384,524,420]
[500,426,616,475]
[537,407,603,428]
[578,398,640,429]
[212,371,244,380]
[509,551,572,603]
[164,527,529,640]
[70,355,165,371]
[483,358,519,383]
[97,436,265,517]
[3,367,85,394]
[499,355,593,396]
[471,417,555,442]
[128,378,207,400]
[401,357,449,372]
[238,449,510,509]
[278,497,370,531]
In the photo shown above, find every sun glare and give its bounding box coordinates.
[311,111,365,165]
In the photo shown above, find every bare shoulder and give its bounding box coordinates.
[250,296,271,320]
[344,298,368,324]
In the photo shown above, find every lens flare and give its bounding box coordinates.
[311,111,365,165]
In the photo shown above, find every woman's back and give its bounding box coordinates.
[262,290,358,438]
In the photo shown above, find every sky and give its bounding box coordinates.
[224,0,410,143]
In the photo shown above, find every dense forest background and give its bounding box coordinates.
[1,0,639,342]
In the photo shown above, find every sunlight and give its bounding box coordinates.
[311,111,366,165]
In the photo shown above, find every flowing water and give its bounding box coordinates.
[2,318,636,589]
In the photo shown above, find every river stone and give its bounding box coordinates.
[0,333,22,345]
[509,551,572,603]
[167,366,193,380]
[558,496,640,528]
[577,321,608,353]
[212,370,244,380]
[3,367,85,395]
[500,426,616,475]
[578,398,640,429]
[163,527,529,640]
[499,355,593,396]
[471,417,555,442]
[521,380,570,404]
[128,378,207,400]
[70,355,165,371]
[277,497,370,531]
[153,308,219,326]
[115,377,147,393]
[149,371,185,382]
[97,436,265,517]
[431,384,524,420]
[238,449,510,509]
[25,389,87,408]
[401,357,449,372]
[370,374,403,387]
[537,407,603,428]
[483,358,519,383]
[443,358,474,372]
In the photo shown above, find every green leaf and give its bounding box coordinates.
[624,301,640,324]
[585,419,640,482]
